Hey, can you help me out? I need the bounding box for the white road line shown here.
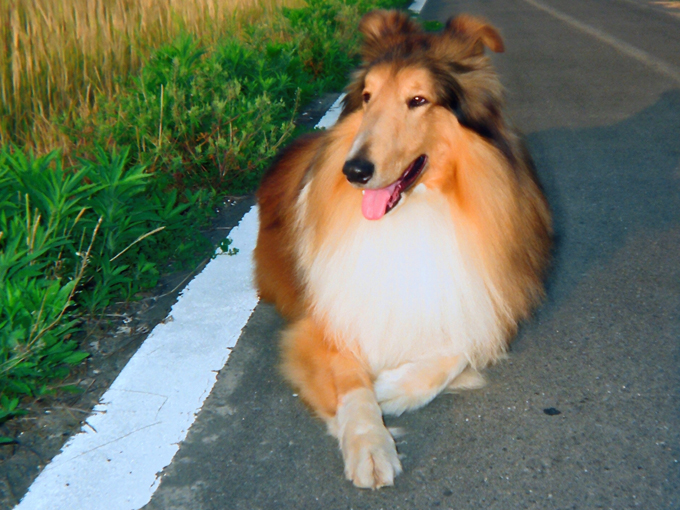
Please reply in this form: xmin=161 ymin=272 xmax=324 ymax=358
xmin=522 ymin=0 xmax=680 ymax=84
xmin=409 ymin=0 xmax=427 ymax=14
xmin=316 ymin=94 xmax=346 ymax=129
xmin=16 ymin=210 xmax=260 ymax=510
xmin=15 ymin=2 xmax=426 ymax=508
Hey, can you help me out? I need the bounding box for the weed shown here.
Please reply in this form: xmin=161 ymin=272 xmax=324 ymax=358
xmin=216 ymin=238 xmax=240 ymax=257
xmin=0 ymin=145 xmax=211 ymax=419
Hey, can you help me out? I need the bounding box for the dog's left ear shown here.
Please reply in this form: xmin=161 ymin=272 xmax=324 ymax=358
xmin=342 ymin=10 xmax=421 ymax=115
xmin=359 ymin=10 xmax=421 ymax=62
xmin=445 ymin=15 xmax=504 ymax=54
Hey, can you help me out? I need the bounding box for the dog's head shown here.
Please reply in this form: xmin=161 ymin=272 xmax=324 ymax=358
xmin=340 ymin=11 xmax=507 ymax=220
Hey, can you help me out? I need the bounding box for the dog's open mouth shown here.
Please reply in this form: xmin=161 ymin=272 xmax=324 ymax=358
xmin=361 ymin=155 xmax=427 ymax=220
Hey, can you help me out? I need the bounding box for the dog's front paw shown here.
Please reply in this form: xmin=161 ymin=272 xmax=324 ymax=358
xmin=342 ymin=425 xmax=402 ymax=489
xmin=335 ymin=388 xmax=402 ymax=489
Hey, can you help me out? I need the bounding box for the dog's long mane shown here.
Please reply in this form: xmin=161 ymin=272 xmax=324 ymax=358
xmin=255 ymin=9 xmax=552 ymax=369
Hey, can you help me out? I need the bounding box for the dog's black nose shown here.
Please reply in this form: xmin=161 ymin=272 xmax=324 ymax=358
xmin=343 ymin=158 xmax=375 ymax=184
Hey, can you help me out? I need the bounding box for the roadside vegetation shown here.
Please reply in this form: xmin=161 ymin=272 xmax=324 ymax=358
xmin=0 ymin=0 xmax=407 ymax=434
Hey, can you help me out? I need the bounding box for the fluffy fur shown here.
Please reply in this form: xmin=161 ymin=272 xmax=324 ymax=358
xmin=254 ymin=10 xmax=551 ymax=489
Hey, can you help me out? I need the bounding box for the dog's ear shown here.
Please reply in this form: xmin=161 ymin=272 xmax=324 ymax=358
xmin=430 ymin=16 xmax=509 ymax=160
xmin=445 ymin=15 xmax=504 ymax=54
xmin=359 ymin=10 xmax=421 ymax=62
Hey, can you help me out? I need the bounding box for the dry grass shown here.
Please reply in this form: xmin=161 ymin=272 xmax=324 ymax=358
xmin=0 ymin=0 xmax=301 ymax=148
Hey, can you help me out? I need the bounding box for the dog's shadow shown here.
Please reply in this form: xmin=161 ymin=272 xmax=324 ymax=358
xmin=524 ymin=88 xmax=680 ymax=318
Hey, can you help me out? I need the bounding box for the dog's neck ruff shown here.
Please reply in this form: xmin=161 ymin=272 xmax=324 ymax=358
xmin=298 ymin=185 xmax=506 ymax=374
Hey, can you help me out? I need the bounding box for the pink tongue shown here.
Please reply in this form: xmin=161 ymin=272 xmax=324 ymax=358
xmin=361 ymin=183 xmax=399 ymax=220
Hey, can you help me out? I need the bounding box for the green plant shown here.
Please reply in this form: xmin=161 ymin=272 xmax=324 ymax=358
xmin=0 ymin=149 xmax=92 ymax=410
xmin=0 ymin=146 xmax=211 ymax=417
xmin=216 ymin=238 xmax=239 ymax=256
xmin=82 ymin=35 xmax=299 ymax=196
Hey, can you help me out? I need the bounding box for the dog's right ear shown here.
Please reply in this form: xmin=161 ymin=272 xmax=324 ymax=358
xmin=359 ymin=10 xmax=420 ymax=62
xmin=445 ymin=15 xmax=504 ymax=55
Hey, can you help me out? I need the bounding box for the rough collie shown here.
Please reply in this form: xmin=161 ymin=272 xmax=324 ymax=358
xmin=254 ymin=10 xmax=551 ymax=489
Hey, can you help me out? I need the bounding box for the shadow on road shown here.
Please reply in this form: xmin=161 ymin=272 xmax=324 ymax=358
xmin=527 ymin=88 xmax=680 ymax=312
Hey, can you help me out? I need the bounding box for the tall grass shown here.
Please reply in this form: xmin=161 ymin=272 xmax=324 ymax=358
xmin=0 ymin=0 xmax=301 ymax=149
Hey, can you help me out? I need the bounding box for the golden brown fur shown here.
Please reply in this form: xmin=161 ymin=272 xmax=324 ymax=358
xmin=253 ymin=10 xmax=551 ymax=488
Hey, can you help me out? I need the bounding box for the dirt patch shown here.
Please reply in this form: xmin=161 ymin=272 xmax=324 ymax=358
xmin=0 ymin=93 xmax=339 ymax=509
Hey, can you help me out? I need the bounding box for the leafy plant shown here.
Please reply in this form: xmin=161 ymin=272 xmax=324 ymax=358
xmin=0 ymin=145 xmax=210 ymax=415
xmin=0 ymin=150 xmax=90 ymax=408
xmin=216 ymin=238 xmax=239 ymax=257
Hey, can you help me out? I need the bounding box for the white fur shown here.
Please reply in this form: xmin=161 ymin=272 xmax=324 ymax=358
xmin=374 ymin=355 xmax=467 ymax=416
xmin=446 ymin=366 xmax=487 ymax=392
xmin=331 ymin=388 xmax=401 ymax=488
xmin=299 ymin=186 xmax=505 ymax=374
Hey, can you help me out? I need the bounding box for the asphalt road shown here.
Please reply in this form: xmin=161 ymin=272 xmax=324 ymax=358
xmin=143 ymin=1 xmax=680 ymax=508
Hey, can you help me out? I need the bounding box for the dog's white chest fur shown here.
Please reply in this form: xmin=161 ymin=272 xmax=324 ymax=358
xmin=302 ymin=186 xmax=503 ymax=373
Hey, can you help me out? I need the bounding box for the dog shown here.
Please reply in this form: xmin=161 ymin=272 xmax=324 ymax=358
xmin=253 ymin=10 xmax=552 ymax=489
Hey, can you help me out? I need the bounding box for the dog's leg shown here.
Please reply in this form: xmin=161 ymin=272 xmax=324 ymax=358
xmin=281 ymin=317 xmax=401 ymax=489
xmin=334 ymin=387 xmax=402 ymax=489
xmin=374 ymin=355 xmax=472 ymax=416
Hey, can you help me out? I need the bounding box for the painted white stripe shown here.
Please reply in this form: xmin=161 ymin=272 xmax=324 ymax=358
xmin=522 ymin=0 xmax=680 ymax=84
xmin=15 ymin=2 xmax=429 ymax=506
xmin=16 ymin=209 xmax=260 ymax=510
xmin=315 ymin=94 xmax=346 ymax=129
xmin=409 ymin=0 xmax=426 ymax=14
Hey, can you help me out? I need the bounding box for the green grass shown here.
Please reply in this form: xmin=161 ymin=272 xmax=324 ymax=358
xmin=0 ymin=0 xmax=410 ymax=431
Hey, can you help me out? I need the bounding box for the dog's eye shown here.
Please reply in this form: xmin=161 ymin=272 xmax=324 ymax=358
xmin=362 ymin=92 xmax=371 ymax=104
xmin=408 ymin=96 xmax=428 ymax=108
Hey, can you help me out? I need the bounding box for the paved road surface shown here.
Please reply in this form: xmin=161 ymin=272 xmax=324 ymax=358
xmin=144 ymin=1 xmax=680 ymax=508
